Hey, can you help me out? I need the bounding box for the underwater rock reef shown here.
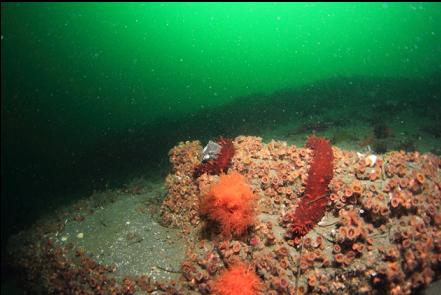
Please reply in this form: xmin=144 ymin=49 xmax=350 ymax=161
xmin=163 ymin=136 xmax=441 ymax=294
xmin=7 ymin=136 xmax=441 ymax=294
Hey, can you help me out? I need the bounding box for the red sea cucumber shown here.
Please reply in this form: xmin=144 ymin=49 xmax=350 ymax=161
xmin=194 ymin=137 xmax=235 ymax=178
xmin=283 ymin=135 xmax=334 ymax=238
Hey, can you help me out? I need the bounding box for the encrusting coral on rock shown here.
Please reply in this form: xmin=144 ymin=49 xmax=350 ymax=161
xmin=161 ymin=135 xmax=440 ymax=294
xmin=6 ymin=135 xmax=441 ymax=294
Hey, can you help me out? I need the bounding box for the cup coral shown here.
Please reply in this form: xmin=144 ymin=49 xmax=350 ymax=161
xmin=200 ymin=171 xmax=258 ymax=238
xmin=211 ymin=262 xmax=263 ymax=295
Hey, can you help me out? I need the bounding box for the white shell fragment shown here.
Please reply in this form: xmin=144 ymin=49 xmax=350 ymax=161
xmin=366 ymin=154 xmax=377 ymax=167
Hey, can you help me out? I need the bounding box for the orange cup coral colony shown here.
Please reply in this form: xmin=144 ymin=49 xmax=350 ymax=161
xmin=211 ymin=262 xmax=263 ymax=295
xmin=200 ymin=171 xmax=258 ymax=237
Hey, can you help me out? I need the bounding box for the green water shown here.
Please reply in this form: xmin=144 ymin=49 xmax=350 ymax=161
xmin=1 ymin=2 xmax=441 ymax=264
xmin=2 ymin=3 xmax=441 ymax=132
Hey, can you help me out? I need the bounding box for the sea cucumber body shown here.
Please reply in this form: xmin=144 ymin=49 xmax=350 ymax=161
xmin=284 ymin=135 xmax=334 ymax=237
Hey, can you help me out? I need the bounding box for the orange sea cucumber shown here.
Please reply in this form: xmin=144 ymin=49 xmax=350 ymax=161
xmin=211 ymin=262 xmax=263 ymax=295
xmin=200 ymin=171 xmax=257 ymax=238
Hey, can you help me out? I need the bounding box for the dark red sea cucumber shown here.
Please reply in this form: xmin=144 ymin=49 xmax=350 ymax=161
xmin=283 ymin=135 xmax=334 ymax=238
xmin=194 ymin=137 xmax=235 ymax=178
